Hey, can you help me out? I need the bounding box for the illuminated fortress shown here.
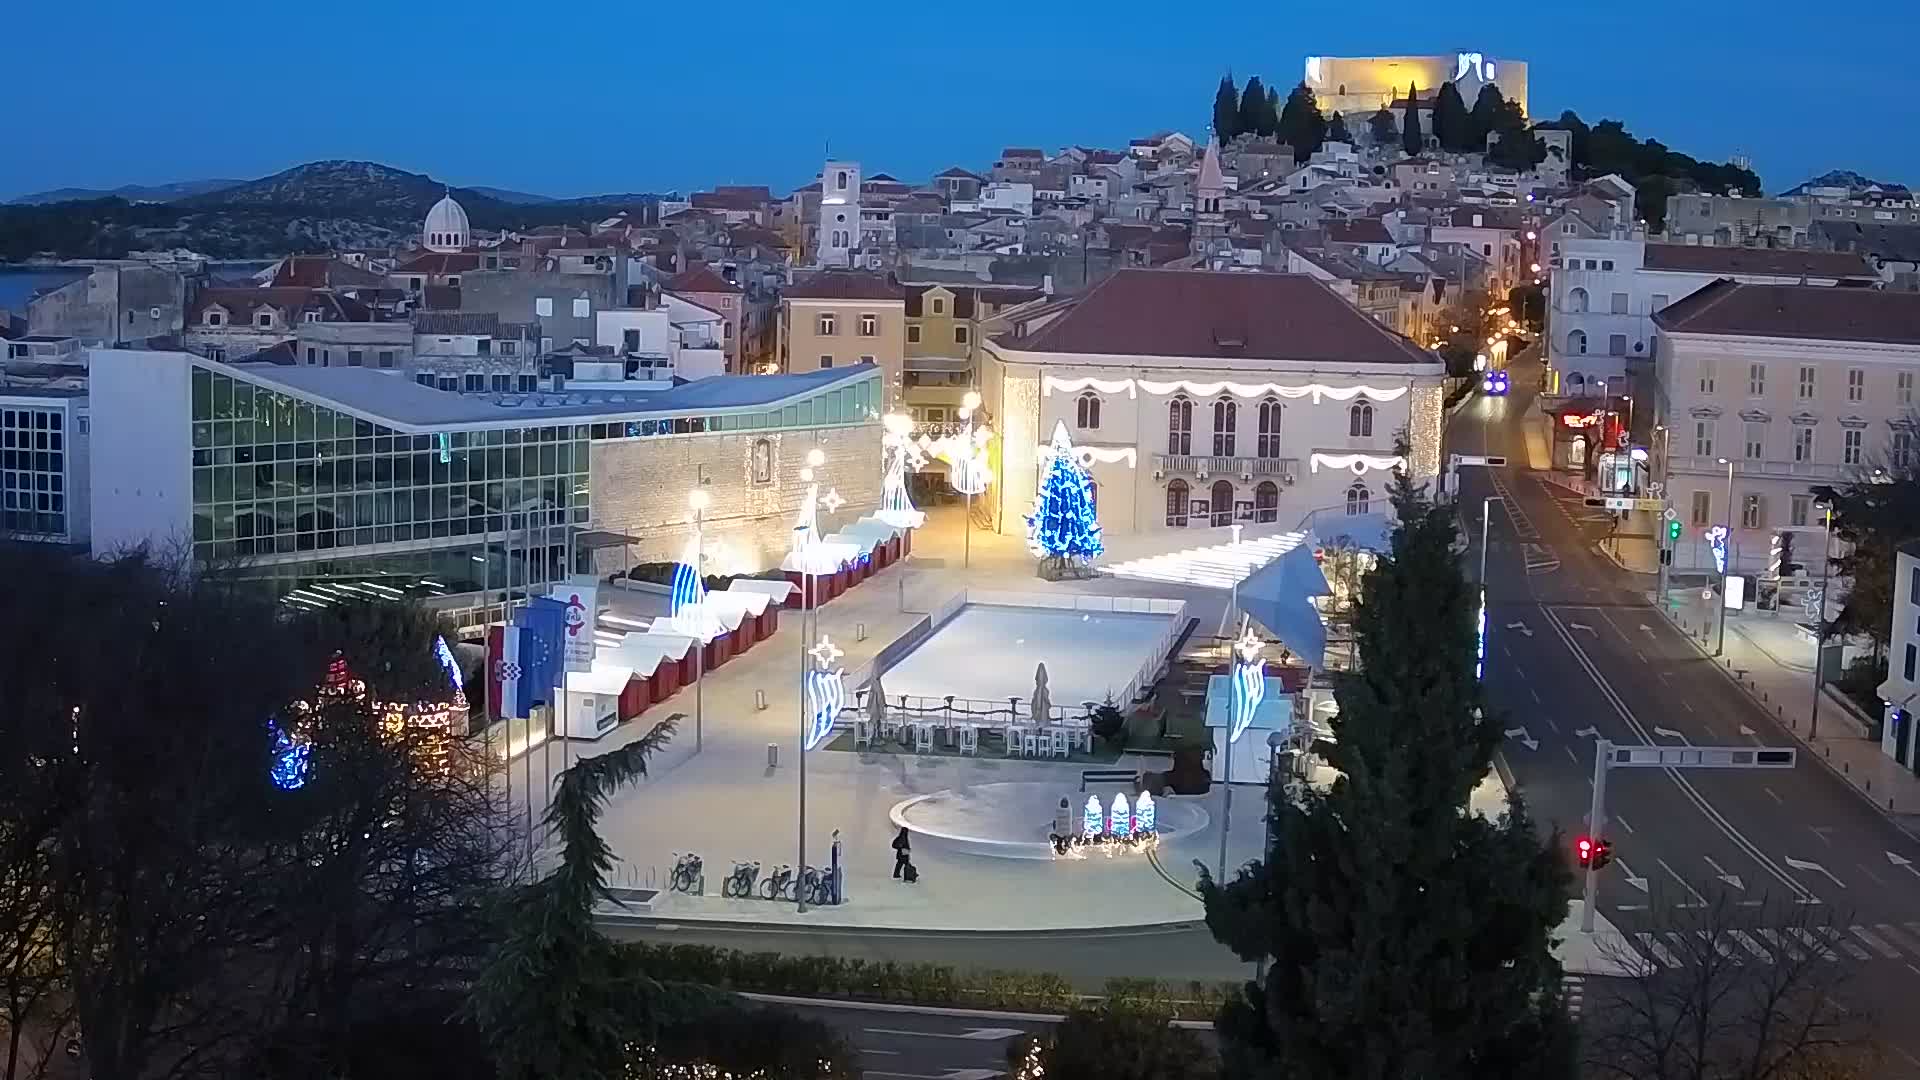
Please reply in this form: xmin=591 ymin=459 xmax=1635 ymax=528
xmin=1302 ymin=53 xmax=1529 ymax=120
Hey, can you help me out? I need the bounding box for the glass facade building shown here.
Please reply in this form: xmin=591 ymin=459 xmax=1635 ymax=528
xmin=187 ymin=364 xmax=880 ymax=600
xmin=0 ymin=402 xmax=73 ymax=539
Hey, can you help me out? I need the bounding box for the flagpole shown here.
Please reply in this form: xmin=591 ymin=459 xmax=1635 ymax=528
xmin=523 ymin=504 xmax=534 ymax=878
xmin=541 ymin=511 xmax=555 ymax=873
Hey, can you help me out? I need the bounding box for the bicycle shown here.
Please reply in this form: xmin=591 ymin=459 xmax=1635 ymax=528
xmin=798 ymin=866 xmax=830 ymax=906
xmin=722 ymin=859 xmax=760 ymax=899
xmin=669 ymin=852 xmax=704 ymax=894
xmin=760 ymin=863 xmax=794 ymax=900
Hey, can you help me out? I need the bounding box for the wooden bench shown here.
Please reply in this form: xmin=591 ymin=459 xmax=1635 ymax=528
xmin=1080 ymin=768 xmax=1139 ymax=792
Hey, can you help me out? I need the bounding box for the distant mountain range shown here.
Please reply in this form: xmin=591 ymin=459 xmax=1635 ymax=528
xmin=8 ymin=179 xmax=246 ymax=205
xmin=1776 ymin=170 xmax=1911 ymax=197
xmin=0 ymin=161 xmax=678 ymax=262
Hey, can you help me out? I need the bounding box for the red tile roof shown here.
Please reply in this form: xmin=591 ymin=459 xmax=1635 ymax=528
xmin=1000 ymin=148 xmax=1045 ymax=159
xmin=1640 ymin=245 xmax=1876 ymax=279
xmin=666 ymin=265 xmax=742 ymax=294
xmin=995 ymin=269 xmax=1436 ymax=366
xmin=1652 ymin=281 xmax=1920 ymax=345
xmin=271 ymin=256 xmax=387 ymax=289
xmin=391 ymin=251 xmax=481 ymax=275
xmin=783 ymin=270 xmax=903 ymax=302
xmin=1327 ymin=219 xmax=1395 ymax=245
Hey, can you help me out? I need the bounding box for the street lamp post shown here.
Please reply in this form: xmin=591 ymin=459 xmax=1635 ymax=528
xmin=1480 ymin=495 xmax=1502 ymax=586
xmin=688 ymin=488 xmax=710 ymax=752
xmin=797 ymin=447 xmax=827 ymax=913
xmin=1810 ymin=504 xmax=1835 ymax=739
xmin=1715 ymin=457 xmax=1735 ymax=657
xmin=1228 ymin=522 xmax=1244 ymax=630
xmin=959 ymin=390 xmax=982 ymax=568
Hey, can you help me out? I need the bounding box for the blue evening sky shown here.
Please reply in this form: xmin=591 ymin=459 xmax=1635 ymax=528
xmin=7 ymin=1 xmax=1913 ymax=201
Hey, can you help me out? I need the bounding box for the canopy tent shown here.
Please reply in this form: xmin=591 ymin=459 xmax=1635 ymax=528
xmin=781 ymin=540 xmax=862 ymax=575
xmin=1237 ymin=543 xmax=1332 ymax=665
xmin=662 ymin=588 xmax=771 ymax=643
xmin=727 ymin=578 xmax=797 ymax=603
xmin=1310 ymin=511 xmax=1395 ymax=554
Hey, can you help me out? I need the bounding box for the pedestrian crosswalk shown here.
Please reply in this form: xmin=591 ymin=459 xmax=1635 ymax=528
xmin=1610 ymin=922 xmax=1920 ymax=971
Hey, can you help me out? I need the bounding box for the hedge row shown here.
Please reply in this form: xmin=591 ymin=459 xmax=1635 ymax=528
xmin=626 ymin=942 xmax=1235 ymax=1021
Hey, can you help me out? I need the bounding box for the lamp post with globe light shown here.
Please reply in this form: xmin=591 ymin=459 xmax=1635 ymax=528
xmin=959 ymin=390 xmax=982 ymax=567
xmin=794 ymin=446 xmax=832 ymax=911
xmin=688 ymin=487 xmax=710 ymax=751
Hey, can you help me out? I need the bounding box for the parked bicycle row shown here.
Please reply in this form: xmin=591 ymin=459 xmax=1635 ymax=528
xmin=664 ymin=852 xmax=844 ymax=905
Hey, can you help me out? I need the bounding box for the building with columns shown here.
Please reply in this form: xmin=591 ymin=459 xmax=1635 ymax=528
xmin=980 ymin=269 xmax=1444 ymax=540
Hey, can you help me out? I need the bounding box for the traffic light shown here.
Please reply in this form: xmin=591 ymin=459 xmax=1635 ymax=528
xmin=1593 ymin=839 xmax=1614 ymax=870
xmin=1575 ymin=836 xmax=1595 ymax=868
xmin=1666 ymin=519 xmax=1683 ymax=542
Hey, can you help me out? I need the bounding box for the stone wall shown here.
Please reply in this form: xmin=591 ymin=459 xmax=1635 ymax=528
xmin=587 ymin=424 xmax=883 ymax=576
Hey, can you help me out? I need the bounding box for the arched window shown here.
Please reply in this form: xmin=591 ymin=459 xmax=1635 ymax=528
xmin=1349 ymin=400 xmax=1374 ymax=438
xmin=836 ymin=170 xmax=849 ymax=190
xmin=1168 ymin=396 xmax=1193 ymax=455
xmin=1212 ymin=397 xmax=1237 ymax=456
xmin=1076 ymin=392 xmax=1101 ymax=430
xmin=1257 ymin=397 xmax=1282 ymax=458
xmin=1166 ymin=479 xmax=1190 ymax=526
xmin=750 ymin=438 xmax=773 ymax=484
xmin=1346 ymin=483 xmax=1371 ymax=516
xmin=1568 ymin=287 xmax=1589 ymax=313
xmin=1568 ymin=329 xmax=1588 ymax=355
xmin=1210 ymin=480 xmax=1234 ymax=527
xmin=1255 ymin=481 xmax=1279 ymax=523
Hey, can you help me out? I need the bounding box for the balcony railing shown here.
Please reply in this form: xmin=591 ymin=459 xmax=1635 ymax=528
xmin=1154 ymin=453 xmax=1299 ymax=481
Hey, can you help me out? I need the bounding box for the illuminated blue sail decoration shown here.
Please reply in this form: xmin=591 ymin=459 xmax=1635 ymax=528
xmin=1135 ymin=791 xmax=1156 ymax=834
xmin=802 ymin=635 xmax=847 ymax=751
xmin=669 ymin=537 xmax=706 ymax=617
xmin=1228 ymin=628 xmax=1266 ymax=745
xmin=268 ymin=719 xmax=311 ymax=791
xmin=1083 ymin=795 xmax=1102 ymax=839
xmin=1475 ymin=592 xmax=1488 ymax=681
xmin=433 ymin=635 xmax=463 ymax=693
xmin=1108 ymin=792 xmax=1132 ymax=838
xmin=1706 ymin=525 xmax=1730 ymax=575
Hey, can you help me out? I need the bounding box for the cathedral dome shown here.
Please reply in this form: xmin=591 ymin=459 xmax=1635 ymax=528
xmin=423 ymin=194 xmax=470 ymax=253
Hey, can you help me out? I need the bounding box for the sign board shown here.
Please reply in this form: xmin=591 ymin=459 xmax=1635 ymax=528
xmin=1664 ymin=507 xmax=1680 ymax=522
xmin=553 ymin=578 xmax=600 ymax=672
xmin=1608 ymin=745 xmax=1796 ymax=769
xmin=1585 ymin=496 xmax=1667 ymax=512
xmin=1724 ymin=575 xmax=1746 ymax=611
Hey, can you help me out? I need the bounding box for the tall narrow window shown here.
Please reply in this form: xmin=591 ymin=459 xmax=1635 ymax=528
xmin=1690 ymin=490 xmax=1711 ymax=526
xmin=1346 ymin=483 xmax=1370 ymax=516
xmin=1698 ymin=357 xmax=1716 ymax=394
xmin=1748 ymin=363 xmax=1766 ymax=397
xmin=1210 ymin=480 xmax=1234 ymax=527
xmin=1843 ymin=428 xmax=1863 ymax=465
xmin=1798 ymin=365 xmax=1817 ymax=399
xmin=1254 ymin=481 xmax=1279 ymax=523
xmin=859 ymin=313 xmax=877 ymax=336
xmin=1168 ymin=396 xmax=1192 ymax=455
xmin=1744 ymin=422 xmax=1764 ymax=460
xmin=1165 ymin=479 xmax=1190 ymax=526
xmin=1847 ymin=368 xmax=1865 ymax=402
xmin=1693 ymin=420 xmax=1715 ymax=457
xmin=1568 ymin=329 xmax=1587 ymax=355
xmin=1793 ymin=426 xmax=1814 ymax=463
xmin=1349 ymin=401 xmax=1374 ymax=438
xmin=1075 ymin=392 xmax=1101 ymax=430
xmin=1257 ymin=397 xmax=1282 ymax=458
xmin=1212 ymin=397 xmax=1237 ymax=456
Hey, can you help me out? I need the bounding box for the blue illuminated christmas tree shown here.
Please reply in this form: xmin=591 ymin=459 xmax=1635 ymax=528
xmin=1026 ymin=421 xmax=1104 ymax=579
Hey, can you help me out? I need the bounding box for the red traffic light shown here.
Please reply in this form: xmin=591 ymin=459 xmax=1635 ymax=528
xmin=1575 ymin=836 xmax=1595 ymax=867
xmin=1593 ymin=839 xmax=1614 ymax=870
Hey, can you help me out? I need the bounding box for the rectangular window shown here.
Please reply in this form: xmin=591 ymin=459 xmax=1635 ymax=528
xmin=1893 ymin=430 xmax=1914 ymax=469
xmin=1901 ymin=371 xmax=1915 ymax=405
xmin=1847 ymin=368 xmax=1865 ymax=402
xmin=1748 ymin=363 xmax=1766 ymax=397
xmin=1844 ymin=428 xmax=1863 ymax=465
xmin=378 ymin=350 xmax=395 ymax=368
xmin=1912 ymin=566 xmax=1920 ymax=605
xmin=1601 ymin=259 xmax=1615 ymax=271
xmin=572 ymin=297 xmax=590 ymax=319
xmin=416 ymin=373 xmax=435 ymax=387
xmin=820 ymin=355 xmax=834 ymax=369
xmin=1693 ymin=420 xmax=1714 ymax=457
xmin=1610 ymin=292 xmax=1628 ymax=314
xmin=535 ymin=297 xmax=553 ymax=317
xmin=1741 ymin=494 xmax=1763 ymax=529
xmin=1790 ymin=493 xmax=1811 ymax=527
xmin=817 ymin=313 xmax=836 ymax=335
xmin=437 ymin=376 xmax=458 ymax=392
xmin=1798 ymin=366 xmax=1816 ymax=399
xmin=859 ymin=313 xmax=877 ymax=336
xmin=501 ymin=340 xmax=516 ymax=355
xmin=1608 ymin=334 xmax=1627 ymax=357
xmin=1691 ymin=490 xmax=1711 ymax=526
xmin=1906 ymin=643 xmax=1916 ymax=683
xmin=955 ymin=326 xmax=970 ymax=345
xmin=1744 ymin=422 xmax=1765 ymax=460
xmin=1793 ymin=426 xmax=1814 ymax=462
xmin=464 ymin=374 xmax=484 ymax=393
xmin=491 ymin=374 xmax=511 ymax=392
xmin=907 ymin=325 xmax=921 ymax=343
xmin=306 ymin=347 xmax=316 ymax=365
xmin=1652 ymin=293 xmax=1671 ymax=311
xmin=1698 ymin=358 xmax=1716 ymax=394
xmin=931 ymin=298 xmax=944 ymax=314
xmin=518 ymin=375 xmax=537 ymax=392
xmin=347 ymin=350 xmax=363 ymax=367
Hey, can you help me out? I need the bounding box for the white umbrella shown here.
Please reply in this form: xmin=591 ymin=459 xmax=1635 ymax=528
xmin=1030 ymin=662 xmax=1052 ymax=723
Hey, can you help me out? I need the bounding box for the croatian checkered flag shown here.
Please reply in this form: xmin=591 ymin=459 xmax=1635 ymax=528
xmin=803 ymin=667 xmax=845 ymax=751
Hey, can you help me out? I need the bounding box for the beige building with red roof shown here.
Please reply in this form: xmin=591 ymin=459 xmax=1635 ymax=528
xmin=779 ymin=270 xmax=906 ymax=406
xmin=981 ymin=269 xmax=1445 ymax=538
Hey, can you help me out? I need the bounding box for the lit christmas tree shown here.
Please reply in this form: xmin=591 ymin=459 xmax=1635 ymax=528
xmin=1026 ymin=421 xmax=1104 ymax=579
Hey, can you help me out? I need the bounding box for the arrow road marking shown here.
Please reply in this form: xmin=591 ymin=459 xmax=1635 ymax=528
xmin=1738 ymin=724 xmax=1757 ymax=739
xmin=1704 ymin=855 xmax=1745 ymax=891
xmin=1505 ymin=621 xmax=1534 ymax=637
xmin=1653 ymin=726 xmax=1690 ymax=742
xmin=1783 ymin=856 xmax=1847 ymax=890
xmin=864 ymin=1029 xmax=1027 ymax=1042
xmin=1888 ymin=851 xmax=1920 ymax=881
xmin=1639 ymin=623 xmax=1656 ymax=636
xmin=1657 ymin=857 xmax=1710 ymax=908
xmin=1573 ymin=726 xmax=1598 ymax=738
xmin=1504 ymin=726 xmax=1539 ymax=751
xmin=1568 ymin=621 xmax=1596 ymax=634
xmin=1616 ymin=858 xmax=1649 ymax=892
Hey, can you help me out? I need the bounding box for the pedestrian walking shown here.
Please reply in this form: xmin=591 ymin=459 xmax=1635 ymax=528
xmin=891 ymin=826 xmax=916 ymax=883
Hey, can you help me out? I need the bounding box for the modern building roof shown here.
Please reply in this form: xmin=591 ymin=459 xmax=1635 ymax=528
xmin=1640 ymin=244 xmax=1876 ymax=279
xmin=1326 ymin=218 xmax=1394 ymax=245
xmin=1814 ymin=221 xmax=1920 ymax=264
xmin=782 ymin=270 xmax=904 ymax=302
xmin=994 ymin=269 xmax=1440 ymax=367
xmin=1652 ymin=280 xmax=1920 ymax=345
xmin=271 ymin=256 xmax=388 ymax=289
xmin=391 ymin=251 xmax=482 ymax=275
xmin=214 ymin=358 xmax=882 ymax=433
xmin=666 ymin=265 xmax=742 ymax=294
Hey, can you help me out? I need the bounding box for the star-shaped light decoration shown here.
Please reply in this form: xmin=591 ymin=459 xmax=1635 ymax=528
xmin=808 ymin=635 xmax=845 ymax=670
xmin=1232 ymin=625 xmax=1263 ymax=665
xmin=819 ymin=487 xmax=846 ymax=514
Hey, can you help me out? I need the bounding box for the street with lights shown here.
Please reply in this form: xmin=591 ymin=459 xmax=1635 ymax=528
xmin=1459 ymin=351 xmax=1920 ymax=1073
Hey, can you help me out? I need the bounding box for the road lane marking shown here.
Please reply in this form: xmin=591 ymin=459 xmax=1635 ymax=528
xmin=1817 ymin=927 xmax=1869 ymax=961
xmin=1851 ymin=925 xmax=1903 ymax=959
xmin=1565 ymin=746 xmax=1578 ymax=764
xmin=1755 ymin=928 xmax=1807 ymax=962
xmin=1656 ymin=857 xmax=1710 ymax=907
xmin=1616 ymin=814 xmax=1634 ymax=834
xmin=1808 ymin=826 xmax=1835 ymax=847
xmin=1728 ymin=929 xmax=1773 ymax=962
xmin=1859 ymin=864 xmax=1888 ymax=886
xmin=859 ymin=1049 xmax=903 ymax=1056
xmin=1544 ymin=714 xmax=1560 ymax=733
xmin=1682 ymin=701 xmax=1695 ymax=712
xmin=864 ymin=1027 xmax=1028 ymax=1041
xmin=1540 ymin=606 xmax=1818 ymax=905
xmin=1787 ymin=928 xmax=1839 ymax=961
xmin=1783 ymin=855 xmax=1847 ymax=890
xmin=1634 ymin=931 xmax=1681 ymax=968
xmin=1530 ymin=687 xmax=1542 ymax=703
xmin=1697 ymin=930 xmax=1743 ymax=965
xmin=1878 ymin=923 xmax=1920 ymax=956
xmin=1766 ymin=787 xmax=1784 ymax=804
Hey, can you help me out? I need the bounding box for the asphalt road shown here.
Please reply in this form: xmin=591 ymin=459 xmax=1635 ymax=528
xmin=1457 ymin=353 xmax=1920 ymax=1073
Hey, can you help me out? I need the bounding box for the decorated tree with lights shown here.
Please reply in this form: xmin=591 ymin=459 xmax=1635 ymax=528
xmin=1026 ymin=421 xmax=1104 ymax=580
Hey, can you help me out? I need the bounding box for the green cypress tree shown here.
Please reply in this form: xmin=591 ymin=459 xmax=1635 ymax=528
xmin=1368 ymin=107 xmax=1398 ymax=147
xmin=1402 ymin=82 xmax=1424 ymax=155
xmin=1433 ymin=81 xmax=1471 ymax=151
xmin=1326 ymin=111 xmax=1350 ymax=144
xmin=1199 ymin=443 xmax=1576 ymax=1080
xmin=1467 ymin=84 xmax=1506 ymax=149
xmin=1239 ymin=76 xmax=1270 ymax=138
xmin=1213 ymin=75 xmax=1241 ymax=142
xmin=1265 ymin=85 xmax=1282 ymax=136
xmin=1277 ymin=83 xmax=1327 ymax=162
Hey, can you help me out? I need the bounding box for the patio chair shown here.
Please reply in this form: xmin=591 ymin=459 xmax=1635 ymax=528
xmin=958 ymin=725 xmax=979 ymax=756
xmin=854 ymin=720 xmax=873 ymax=749
xmin=914 ymin=723 xmax=934 ymax=753
xmin=1049 ymin=727 xmax=1069 ymax=758
xmin=1003 ymin=724 xmax=1021 ymax=756
xmin=1022 ymin=730 xmax=1042 ymax=757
